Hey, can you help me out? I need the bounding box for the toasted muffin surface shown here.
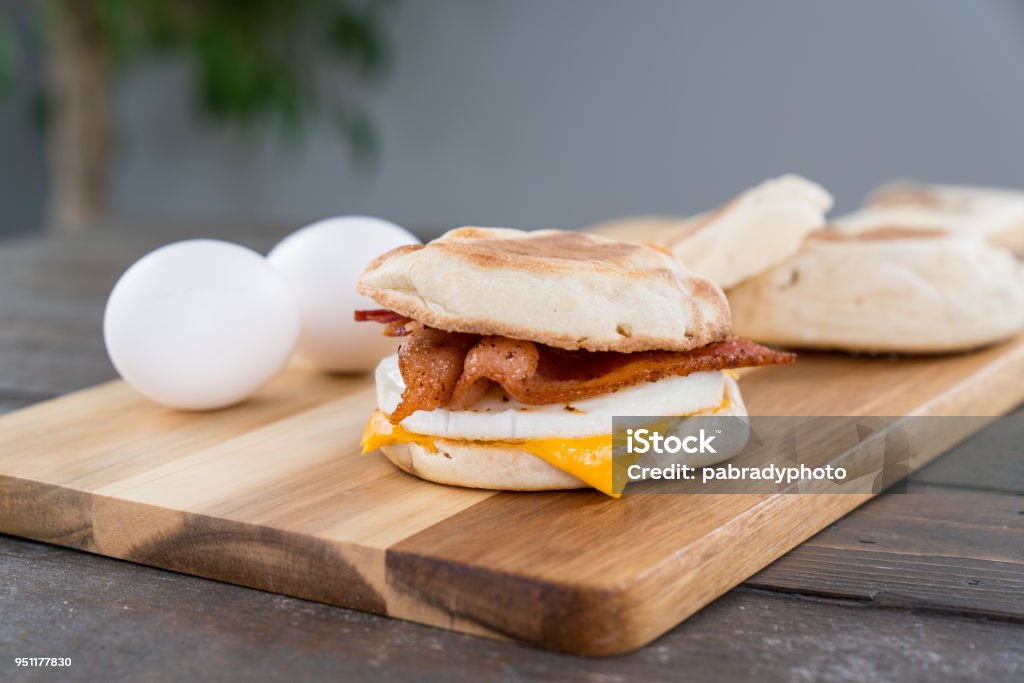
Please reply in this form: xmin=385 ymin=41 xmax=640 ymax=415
xmin=358 ymin=227 xmax=732 ymax=353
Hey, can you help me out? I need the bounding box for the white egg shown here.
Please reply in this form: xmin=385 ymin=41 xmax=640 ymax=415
xmin=103 ymin=239 xmax=300 ymax=410
xmin=267 ymin=216 xmax=420 ymax=372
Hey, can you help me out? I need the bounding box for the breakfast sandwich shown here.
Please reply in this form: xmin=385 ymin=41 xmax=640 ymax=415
xmin=839 ymin=181 xmax=1024 ymax=252
xmin=355 ymin=227 xmax=795 ymax=496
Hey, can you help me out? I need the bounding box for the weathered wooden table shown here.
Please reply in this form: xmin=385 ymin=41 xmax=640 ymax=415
xmin=2 ymin=226 xmax=1022 ymax=682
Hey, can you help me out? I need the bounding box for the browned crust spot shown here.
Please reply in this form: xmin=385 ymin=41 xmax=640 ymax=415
xmin=364 ymin=243 xmax=424 ymax=271
xmin=868 ymin=184 xmax=943 ymax=208
xmin=811 ymin=227 xmax=950 ymax=242
xmin=436 ymin=230 xmax=662 ymax=275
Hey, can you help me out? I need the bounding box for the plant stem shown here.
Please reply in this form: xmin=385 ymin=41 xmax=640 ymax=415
xmin=46 ymin=0 xmax=112 ymax=233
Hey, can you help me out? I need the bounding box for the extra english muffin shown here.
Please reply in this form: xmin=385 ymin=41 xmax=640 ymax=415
xmin=728 ymin=229 xmax=1024 ymax=354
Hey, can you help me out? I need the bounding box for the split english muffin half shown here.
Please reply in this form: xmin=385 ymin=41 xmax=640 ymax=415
xmin=589 ymin=175 xmax=833 ymax=290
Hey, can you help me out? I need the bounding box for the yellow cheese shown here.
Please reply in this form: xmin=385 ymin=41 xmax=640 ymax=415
xmin=361 ymin=410 xmax=438 ymax=453
xmin=511 ymin=435 xmax=615 ymax=495
xmin=361 ymin=410 xmax=617 ymax=495
xmin=360 ymin=397 xmax=731 ymax=498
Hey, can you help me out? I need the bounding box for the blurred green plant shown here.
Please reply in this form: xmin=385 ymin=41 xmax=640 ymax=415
xmin=0 ymin=0 xmax=395 ymax=231
xmin=0 ymin=14 xmax=15 ymax=97
xmin=93 ymin=0 xmax=392 ymax=152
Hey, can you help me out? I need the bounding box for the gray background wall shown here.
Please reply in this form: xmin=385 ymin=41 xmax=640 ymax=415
xmin=3 ymin=0 xmax=1024 ymax=238
xmin=0 ymin=1 xmax=46 ymax=238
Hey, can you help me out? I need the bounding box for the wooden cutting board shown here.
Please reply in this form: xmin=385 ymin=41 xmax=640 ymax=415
xmin=1 ymin=335 xmax=1022 ymax=655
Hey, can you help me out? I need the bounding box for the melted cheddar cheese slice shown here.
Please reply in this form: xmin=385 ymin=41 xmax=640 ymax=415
xmin=361 ymin=410 xmax=618 ymax=495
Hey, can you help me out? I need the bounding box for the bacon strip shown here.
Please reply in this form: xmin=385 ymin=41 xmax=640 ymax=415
xmin=354 ymin=309 xmax=415 ymax=337
xmin=446 ymin=336 xmax=540 ymax=410
xmin=390 ymin=326 xmax=795 ymax=422
xmin=392 ymin=327 xmax=479 ymax=421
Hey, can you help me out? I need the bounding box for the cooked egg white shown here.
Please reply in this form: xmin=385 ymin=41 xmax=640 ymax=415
xmin=374 ymin=354 xmax=727 ymax=440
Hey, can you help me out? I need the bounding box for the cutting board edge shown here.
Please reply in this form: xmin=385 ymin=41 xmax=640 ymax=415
xmin=0 ymin=473 xmax=391 ymax=615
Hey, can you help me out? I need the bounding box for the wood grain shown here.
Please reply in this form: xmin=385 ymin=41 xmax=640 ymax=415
xmin=1 ymin=331 xmax=1021 ymax=654
xmin=3 ymin=533 xmax=1022 ymax=683
xmin=910 ymin=406 xmax=1024 ymax=493
xmin=747 ymin=486 xmax=1024 ymax=620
